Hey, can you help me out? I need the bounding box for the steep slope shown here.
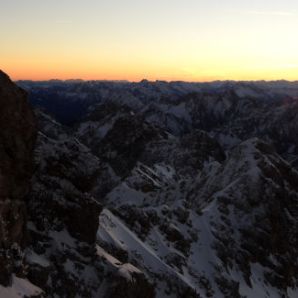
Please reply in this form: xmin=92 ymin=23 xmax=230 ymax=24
xmin=0 ymin=70 xmax=40 ymax=295
xmin=98 ymin=138 xmax=298 ymax=297
xmin=189 ymin=138 xmax=298 ymax=297
xmin=26 ymin=110 xmax=154 ymax=297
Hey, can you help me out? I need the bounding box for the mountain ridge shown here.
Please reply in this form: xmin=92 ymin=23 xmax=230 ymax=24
xmin=0 ymin=71 xmax=298 ymax=297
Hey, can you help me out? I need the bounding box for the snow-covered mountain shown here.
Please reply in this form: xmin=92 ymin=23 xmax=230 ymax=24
xmin=1 ymin=76 xmax=297 ymax=297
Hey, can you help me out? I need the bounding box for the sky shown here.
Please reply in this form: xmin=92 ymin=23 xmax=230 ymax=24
xmin=1 ymin=0 xmax=298 ymax=81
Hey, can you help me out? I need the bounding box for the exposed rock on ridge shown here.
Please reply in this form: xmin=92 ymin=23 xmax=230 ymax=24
xmin=0 ymin=70 xmax=37 ymax=286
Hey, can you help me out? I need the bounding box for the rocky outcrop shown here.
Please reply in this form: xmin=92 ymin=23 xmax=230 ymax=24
xmin=25 ymin=111 xmax=102 ymax=294
xmin=189 ymin=139 xmax=298 ymax=293
xmin=98 ymin=115 xmax=162 ymax=177
xmin=23 ymin=110 xmax=156 ymax=297
xmin=0 ymin=70 xmax=37 ymax=285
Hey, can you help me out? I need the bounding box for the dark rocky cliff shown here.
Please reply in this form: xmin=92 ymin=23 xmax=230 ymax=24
xmin=0 ymin=70 xmax=37 ymax=285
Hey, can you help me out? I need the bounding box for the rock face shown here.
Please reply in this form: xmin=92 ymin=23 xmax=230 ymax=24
xmin=0 ymin=70 xmax=37 ymax=285
xmin=25 ymin=110 xmax=155 ymax=297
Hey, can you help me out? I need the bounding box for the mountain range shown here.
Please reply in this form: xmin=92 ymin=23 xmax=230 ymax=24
xmin=0 ymin=71 xmax=297 ymax=297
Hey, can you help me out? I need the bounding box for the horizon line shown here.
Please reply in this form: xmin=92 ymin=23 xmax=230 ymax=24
xmin=14 ymin=78 xmax=298 ymax=84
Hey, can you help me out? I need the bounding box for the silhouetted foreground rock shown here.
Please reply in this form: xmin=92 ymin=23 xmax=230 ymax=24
xmin=0 ymin=70 xmax=37 ymax=285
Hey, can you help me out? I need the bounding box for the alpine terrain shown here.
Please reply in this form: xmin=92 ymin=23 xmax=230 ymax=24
xmin=0 ymin=71 xmax=298 ymax=297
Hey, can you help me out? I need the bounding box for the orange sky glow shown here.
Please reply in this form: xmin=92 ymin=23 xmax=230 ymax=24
xmin=1 ymin=0 xmax=298 ymax=81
